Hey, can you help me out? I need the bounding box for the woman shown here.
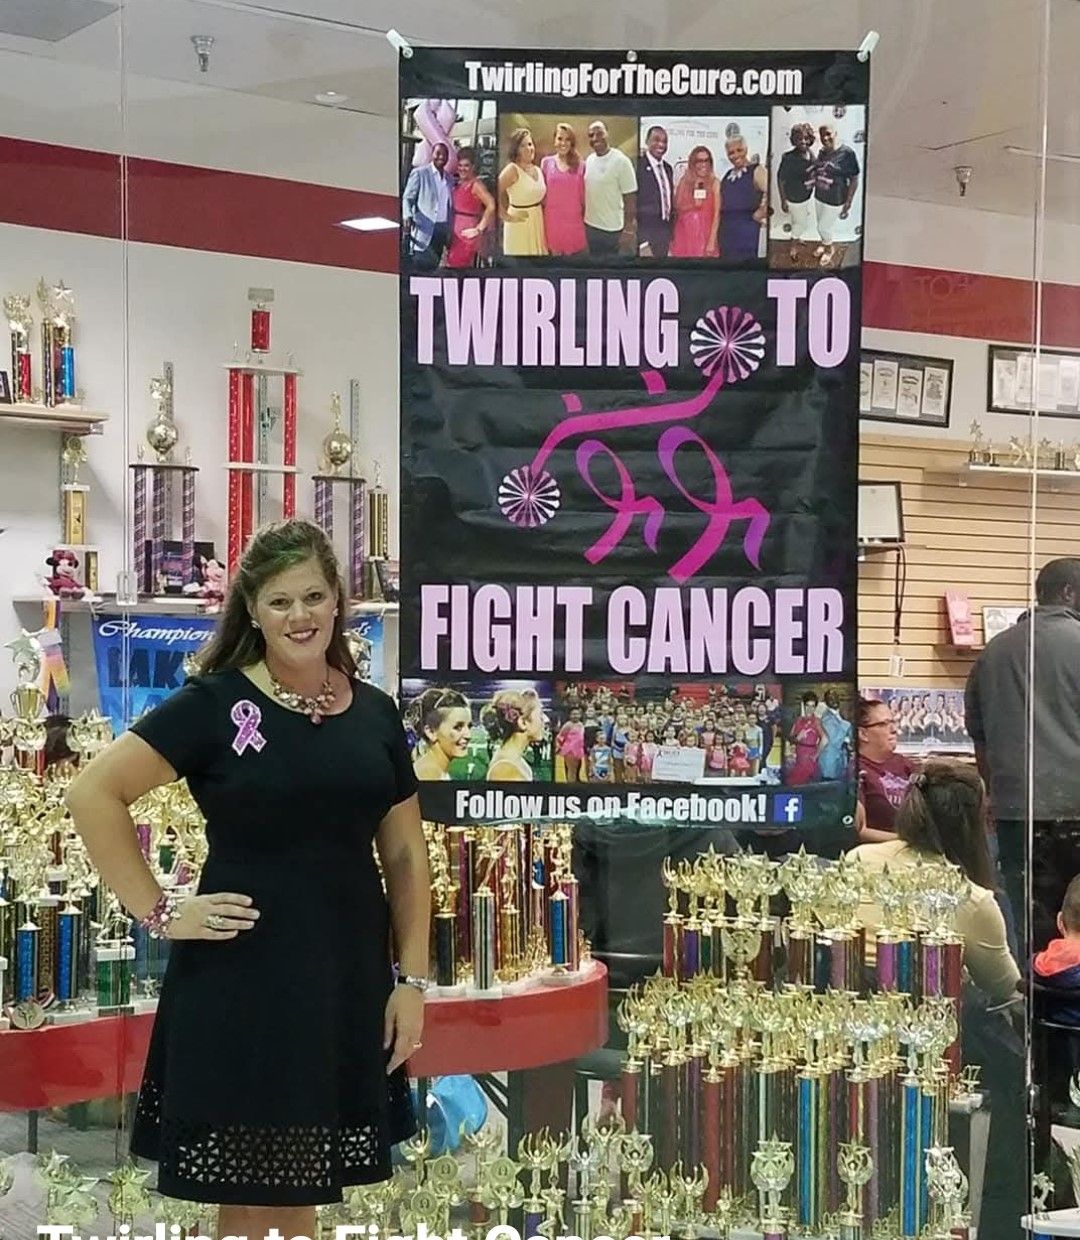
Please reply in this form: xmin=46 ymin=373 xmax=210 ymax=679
xmin=857 ymin=696 xmax=917 ymax=842
xmin=851 ymin=762 xmax=1020 ymax=1003
xmin=540 ymin=122 xmax=587 ymax=256
xmin=482 ymin=687 xmax=547 ymax=781
xmin=776 ymin=122 xmax=817 ymax=262
xmin=64 ymin=519 xmax=429 ymax=1235
xmin=745 ymin=714 xmax=764 ymax=777
xmin=788 ymin=690 xmax=826 ymax=784
xmin=611 ymin=708 xmax=630 ymax=783
xmin=555 ymin=706 xmax=586 ymax=783
xmin=498 ymin=128 xmax=548 ymax=257
xmin=669 ymin=145 xmax=720 ymax=258
xmin=408 ymin=686 xmax=472 ymax=780
xmin=719 ymin=134 xmax=768 ymax=260
xmin=445 ymin=146 xmax=495 ymax=269
xmin=811 ymin=122 xmax=860 ymax=267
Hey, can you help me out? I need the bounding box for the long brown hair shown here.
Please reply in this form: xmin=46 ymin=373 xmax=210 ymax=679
xmin=552 ymin=122 xmax=580 ymax=168
xmin=196 ymin=518 xmax=357 ymax=679
xmin=894 ymin=760 xmax=995 ymax=889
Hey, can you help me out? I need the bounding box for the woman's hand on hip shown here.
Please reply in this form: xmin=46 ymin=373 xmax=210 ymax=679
xmin=384 ymin=985 xmax=425 ymax=1075
xmin=167 ymin=892 xmax=260 ymax=941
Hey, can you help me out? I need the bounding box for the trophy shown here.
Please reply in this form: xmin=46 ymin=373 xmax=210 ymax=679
xmin=837 ymin=1141 xmax=874 ymax=1240
xmin=249 ymin=287 xmax=273 ymax=354
xmin=131 ymin=363 xmax=201 ymax=594
xmin=36 ymin=279 xmax=77 ymax=406
xmin=751 ymin=1137 xmax=795 ymax=1240
xmin=312 ymin=391 xmax=370 ymax=600
xmin=3 ymin=293 xmax=33 ymax=402
xmin=365 ymin=459 xmax=392 ymax=599
xmin=41 ymin=435 xmax=99 ymax=598
xmin=225 ymin=288 xmax=299 ymax=574
xmin=967 ymin=420 xmax=992 ymax=466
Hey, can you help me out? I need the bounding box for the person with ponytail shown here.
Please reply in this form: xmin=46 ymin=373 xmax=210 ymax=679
xmin=851 ymin=760 xmax=1020 ymax=1003
xmin=407 ymin=686 xmax=472 ymax=781
xmin=65 ymin=519 xmax=429 ymax=1234
xmin=482 ymin=687 xmax=547 ymax=781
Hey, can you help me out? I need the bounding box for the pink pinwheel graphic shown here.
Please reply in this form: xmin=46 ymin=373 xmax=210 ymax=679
xmin=498 ymin=305 xmax=770 ymax=582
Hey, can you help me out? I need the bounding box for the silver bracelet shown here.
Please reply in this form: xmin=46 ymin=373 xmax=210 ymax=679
xmin=395 ymin=973 xmax=430 ymax=993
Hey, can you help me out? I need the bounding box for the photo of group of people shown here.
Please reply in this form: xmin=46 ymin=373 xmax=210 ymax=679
xmin=780 ymin=683 xmax=856 ymax=786
xmin=402 ymin=679 xmax=554 ymax=783
xmin=768 ymin=104 xmax=865 ymax=270
xmin=400 ymin=99 xmax=863 ymax=269
xmin=549 ymin=681 xmax=785 ymax=785
xmin=862 ymin=686 xmax=973 ymax=754
xmin=400 ymin=98 xmax=499 ymax=270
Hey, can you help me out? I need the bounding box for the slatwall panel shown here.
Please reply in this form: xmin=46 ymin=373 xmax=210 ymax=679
xmin=857 ymin=432 xmax=1078 ymax=688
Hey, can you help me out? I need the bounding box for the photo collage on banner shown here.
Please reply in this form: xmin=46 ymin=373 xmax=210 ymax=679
xmin=400 ymin=51 xmax=868 ymax=838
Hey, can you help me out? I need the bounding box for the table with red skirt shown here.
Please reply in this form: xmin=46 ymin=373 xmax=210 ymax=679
xmin=0 ymin=961 xmax=608 ymax=1155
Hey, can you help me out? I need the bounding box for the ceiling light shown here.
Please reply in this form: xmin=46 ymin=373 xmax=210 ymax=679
xmin=315 ymin=90 xmax=349 ymax=106
xmin=1005 ymin=145 xmax=1080 ymax=166
xmin=340 ymin=216 xmax=399 ymax=232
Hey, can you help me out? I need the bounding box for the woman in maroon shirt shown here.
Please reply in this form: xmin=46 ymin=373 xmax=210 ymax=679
xmin=857 ymin=697 xmax=917 ymax=841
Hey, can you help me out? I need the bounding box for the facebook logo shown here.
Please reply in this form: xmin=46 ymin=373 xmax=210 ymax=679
xmin=773 ymin=794 xmax=803 ymax=825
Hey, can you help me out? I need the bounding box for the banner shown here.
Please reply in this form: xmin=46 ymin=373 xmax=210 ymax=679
xmin=91 ymin=614 xmax=216 ymax=735
xmin=93 ymin=613 xmax=387 ymax=735
xmin=399 ymin=49 xmax=867 ymax=835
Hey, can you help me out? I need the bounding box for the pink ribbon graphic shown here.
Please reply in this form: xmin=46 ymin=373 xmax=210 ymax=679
xmin=497 ymin=304 xmax=770 ymax=583
xmin=230 ymin=700 xmax=267 ymax=756
xmin=657 ymin=425 xmax=770 ymax=582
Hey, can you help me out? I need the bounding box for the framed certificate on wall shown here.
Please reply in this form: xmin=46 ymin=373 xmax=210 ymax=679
xmin=988 ymin=344 xmax=1080 ymax=416
xmin=860 ymin=349 xmax=953 ymax=427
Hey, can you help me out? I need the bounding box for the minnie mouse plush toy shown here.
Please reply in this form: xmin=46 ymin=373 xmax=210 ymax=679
xmin=45 ymin=548 xmax=87 ymax=598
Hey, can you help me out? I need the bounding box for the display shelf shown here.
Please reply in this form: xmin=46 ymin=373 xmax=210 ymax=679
xmin=13 ymin=593 xmax=398 ymax=617
xmin=350 ymin=599 xmax=399 ymax=616
xmin=12 ymin=592 xmax=213 ymax=616
xmin=927 ymin=459 xmax=1080 ymax=486
xmin=220 ymin=362 xmax=301 ymax=377
xmin=0 ymin=403 xmax=108 ymax=434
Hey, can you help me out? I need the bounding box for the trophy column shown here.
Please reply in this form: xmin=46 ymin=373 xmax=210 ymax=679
xmin=225 ymin=289 xmax=300 ymax=573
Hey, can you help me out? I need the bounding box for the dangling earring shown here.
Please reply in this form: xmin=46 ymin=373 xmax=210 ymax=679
xmin=251 ymin=619 xmax=260 ymax=630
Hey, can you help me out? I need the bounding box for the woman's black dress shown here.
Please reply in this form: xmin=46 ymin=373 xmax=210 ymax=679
xmin=128 ymin=669 xmax=417 ymax=1206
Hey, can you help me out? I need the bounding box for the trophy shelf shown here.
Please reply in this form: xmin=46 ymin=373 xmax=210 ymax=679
xmin=350 ymin=600 xmax=399 ymax=616
xmin=926 ymin=457 xmax=1080 ymax=488
xmin=12 ymin=592 xmax=212 ymax=617
xmin=0 ymin=403 xmax=108 ymax=434
xmin=220 ymin=362 xmax=301 ymax=377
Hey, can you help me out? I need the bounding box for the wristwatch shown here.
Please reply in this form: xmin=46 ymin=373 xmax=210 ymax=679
xmin=396 ymin=973 xmax=430 ymax=993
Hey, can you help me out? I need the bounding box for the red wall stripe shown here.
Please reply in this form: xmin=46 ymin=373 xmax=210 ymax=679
xmin=3 ymin=136 xmax=1080 ymax=345
xmin=863 ymin=261 xmax=1080 ymax=350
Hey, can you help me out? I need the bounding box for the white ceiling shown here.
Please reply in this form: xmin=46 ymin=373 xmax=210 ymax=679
xmin=0 ymin=0 xmax=1077 ymax=220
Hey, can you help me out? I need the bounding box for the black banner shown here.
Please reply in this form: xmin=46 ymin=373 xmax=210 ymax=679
xmin=399 ymin=48 xmax=867 ymax=837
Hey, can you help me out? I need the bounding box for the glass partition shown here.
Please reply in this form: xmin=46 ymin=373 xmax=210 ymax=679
xmin=0 ymin=0 xmax=1059 ymax=1235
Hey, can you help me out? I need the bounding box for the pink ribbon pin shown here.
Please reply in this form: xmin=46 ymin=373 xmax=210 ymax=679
xmin=230 ymin=700 xmax=267 ymax=756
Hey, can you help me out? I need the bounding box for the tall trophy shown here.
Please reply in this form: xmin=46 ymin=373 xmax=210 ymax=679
xmin=312 ymin=392 xmax=370 ymax=600
xmin=130 ymin=363 xmax=200 ymax=594
xmin=3 ymin=293 xmax=33 ymax=402
xmin=36 ymin=279 xmax=77 ymax=407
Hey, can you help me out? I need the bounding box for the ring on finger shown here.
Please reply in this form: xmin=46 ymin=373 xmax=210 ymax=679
xmin=206 ymin=914 xmax=226 ymax=930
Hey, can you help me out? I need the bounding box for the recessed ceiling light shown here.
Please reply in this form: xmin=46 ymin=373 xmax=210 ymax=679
xmin=340 ymin=216 xmax=399 ymax=232
xmin=315 ymin=90 xmax=349 ymax=106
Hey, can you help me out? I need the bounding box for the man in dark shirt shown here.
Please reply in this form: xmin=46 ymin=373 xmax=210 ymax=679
xmin=856 ymin=697 xmax=916 ymax=841
xmin=966 ymin=557 xmax=1080 ymax=952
